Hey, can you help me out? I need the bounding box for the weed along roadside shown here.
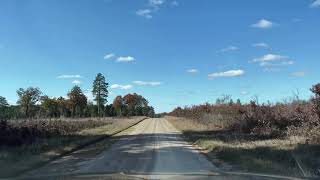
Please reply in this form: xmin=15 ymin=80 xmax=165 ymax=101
xmin=1 ymin=117 xmax=148 ymax=178
xmin=167 ymin=112 xmax=320 ymax=178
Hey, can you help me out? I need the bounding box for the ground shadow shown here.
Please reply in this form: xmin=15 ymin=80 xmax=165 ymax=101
xmin=1 ymin=129 xmax=319 ymax=179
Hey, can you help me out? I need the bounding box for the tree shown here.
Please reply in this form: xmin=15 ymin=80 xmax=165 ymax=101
xmin=216 ymin=94 xmax=232 ymax=105
xmin=92 ymin=73 xmax=108 ymax=117
xmin=0 ymin=96 xmax=9 ymax=120
xmin=68 ymin=86 xmax=87 ymax=117
xmin=105 ymin=104 xmax=116 ymax=117
xmin=236 ymin=99 xmax=242 ymax=106
xmin=40 ymin=96 xmax=59 ymax=117
xmin=17 ymin=87 xmax=42 ymax=117
xmin=0 ymin=96 xmax=8 ymax=107
xmin=123 ymin=93 xmax=149 ymax=116
xmin=311 ymin=83 xmax=320 ymax=117
xmin=56 ymin=97 xmax=70 ymax=117
xmin=113 ymin=96 xmax=124 ymax=116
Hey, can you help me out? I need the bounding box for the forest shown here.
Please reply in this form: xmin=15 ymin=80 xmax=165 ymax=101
xmin=0 ymin=73 xmax=155 ymax=120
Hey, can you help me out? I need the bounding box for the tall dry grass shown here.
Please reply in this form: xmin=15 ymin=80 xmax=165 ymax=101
xmin=170 ymin=100 xmax=320 ymax=142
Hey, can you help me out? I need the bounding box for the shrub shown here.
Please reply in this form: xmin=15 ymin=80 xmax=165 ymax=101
xmin=170 ymin=83 xmax=320 ymax=140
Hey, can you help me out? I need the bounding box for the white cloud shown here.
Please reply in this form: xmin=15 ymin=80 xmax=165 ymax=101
xmin=7 ymin=100 xmax=16 ymax=105
xmin=292 ymin=71 xmax=305 ymax=77
xmin=117 ymin=56 xmax=135 ymax=62
xmin=253 ymin=54 xmax=287 ymax=62
xmin=149 ymin=0 xmax=165 ymax=7
xmin=252 ymin=54 xmax=294 ymax=67
xmin=208 ymin=69 xmax=245 ymax=79
xmin=84 ymin=92 xmax=94 ymax=102
xmin=253 ymin=42 xmax=269 ymax=49
xmin=133 ymin=81 xmax=162 ymax=86
xmin=260 ymin=60 xmax=294 ymax=67
xmin=219 ymin=46 xmax=239 ymax=53
xmin=110 ymin=84 xmax=133 ymax=90
xmin=187 ymin=69 xmax=199 ymax=73
xmin=311 ymin=0 xmax=320 ymax=7
xmin=251 ymin=19 xmax=274 ymax=29
xmin=136 ymin=9 xmax=153 ymax=19
xmin=72 ymin=80 xmax=81 ymax=85
xmin=57 ymin=75 xmax=82 ymax=79
xmin=104 ymin=53 xmax=115 ymax=59
xmin=263 ymin=67 xmax=281 ymax=72
xmin=137 ymin=0 xmax=178 ymax=19
xmin=241 ymin=91 xmax=249 ymax=95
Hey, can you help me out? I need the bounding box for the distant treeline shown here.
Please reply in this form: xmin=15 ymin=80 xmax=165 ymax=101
xmin=0 ymin=73 xmax=155 ymax=119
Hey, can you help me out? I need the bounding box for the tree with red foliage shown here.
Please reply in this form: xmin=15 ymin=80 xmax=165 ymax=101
xmin=67 ymin=86 xmax=87 ymax=117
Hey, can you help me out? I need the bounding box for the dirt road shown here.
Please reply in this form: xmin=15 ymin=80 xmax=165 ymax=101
xmin=80 ymin=118 xmax=217 ymax=177
xmin=22 ymin=118 xmax=286 ymax=179
xmin=21 ymin=118 xmax=216 ymax=179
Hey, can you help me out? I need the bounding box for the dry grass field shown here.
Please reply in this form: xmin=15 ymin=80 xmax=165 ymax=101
xmin=166 ymin=116 xmax=320 ymax=178
xmin=0 ymin=116 xmax=147 ymax=178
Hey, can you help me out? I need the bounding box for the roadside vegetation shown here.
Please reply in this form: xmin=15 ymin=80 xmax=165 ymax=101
xmin=0 ymin=117 xmax=146 ymax=177
xmin=0 ymin=73 xmax=154 ymax=177
xmin=168 ymin=83 xmax=320 ymax=178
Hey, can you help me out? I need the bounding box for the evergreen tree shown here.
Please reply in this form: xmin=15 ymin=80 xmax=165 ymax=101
xmin=92 ymin=73 xmax=109 ymax=117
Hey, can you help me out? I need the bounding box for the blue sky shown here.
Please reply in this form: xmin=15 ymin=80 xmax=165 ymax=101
xmin=0 ymin=0 xmax=319 ymax=112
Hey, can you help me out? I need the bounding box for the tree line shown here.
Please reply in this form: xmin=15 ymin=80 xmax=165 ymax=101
xmin=0 ymin=73 xmax=155 ymax=119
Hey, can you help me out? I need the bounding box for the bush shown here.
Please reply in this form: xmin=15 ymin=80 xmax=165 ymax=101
xmin=170 ymin=84 xmax=320 ymax=140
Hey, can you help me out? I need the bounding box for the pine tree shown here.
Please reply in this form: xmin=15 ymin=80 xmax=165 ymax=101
xmin=92 ymin=73 xmax=109 ymax=117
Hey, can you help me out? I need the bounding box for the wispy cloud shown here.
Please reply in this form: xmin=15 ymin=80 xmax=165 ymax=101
xmin=117 ymin=56 xmax=135 ymax=62
xmin=251 ymin=19 xmax=274 ymax=29
xmin=104 ymin=53 xmax=115 ymax=59
xmin=310 ymin=0 xmax=320 ymax=8
xmin=110 ymin=84 xmax=133 ymax=90
xmin=252 ymin=42 xmax=269 ymax=49
xmin=260 ymin=61 xmax=294 ymax=67
xmin=241 ymin=91 xmax=249 ymax=95
xmin=149 ymin=0 xmax=165 ymax=7
xmin=171 ymin=0 xmax=179 ymax=6
xmin=57 ymin=75 xmax=82 ymax=79
xmin=208 ymin=69 xmax=245 ymax=79
xmin=252 ymin=54 xmax=294 ymax=67
xmin=133 ymin=81 xmax=162 ymax=86
xmin=253 ymin=54 xmax=287 ymax=62
xmin=104 ymin=53 xmax=136 ymax=63
xmin=187 ymin=69 xmax=199 ymax=74
xmin=219 ymin=46 xmax=239 ymax=53
xmin=72 ymin=80 xmax=81 ymax=85
xmin=292 ymin=71 xmax=306 ymax=77
xmin=136 ymin=9 xmax=153 ymax=19
xmin=136 ymin=0 xmax=178 ymax=19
